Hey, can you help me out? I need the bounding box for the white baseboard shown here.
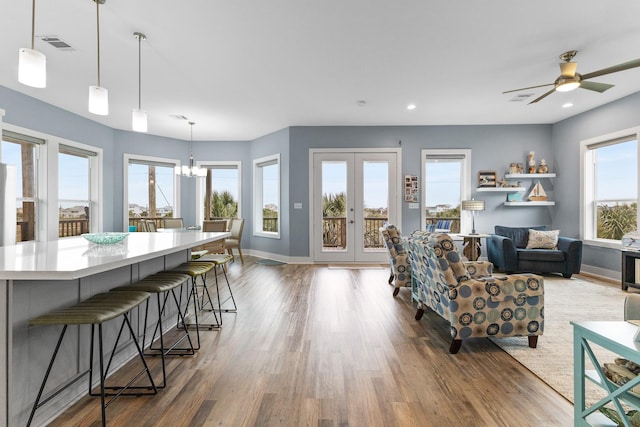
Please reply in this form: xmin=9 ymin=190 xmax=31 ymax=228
xmin=244 ymin=249 xmax=312 ymax=264
xmin=579 ymin=264 xmax=620 ymax=283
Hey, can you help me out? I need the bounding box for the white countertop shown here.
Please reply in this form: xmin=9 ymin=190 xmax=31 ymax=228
xmin=0 ymin=231 xmax=229 ymax=280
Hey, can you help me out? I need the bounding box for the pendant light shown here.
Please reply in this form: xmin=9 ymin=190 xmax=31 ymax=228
xmin=178 ymin=122 xmax=206 ymax=177
xmin=132 ymin=32 xmax=147 ymax=132
xmin=88 ymin=0 xmax=108 ymax=115
xmin=18 ymin=0 xmax=46 ymax=88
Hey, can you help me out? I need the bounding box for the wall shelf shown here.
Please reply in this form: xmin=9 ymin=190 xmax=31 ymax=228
xmin=503 ymin=201 xmax=555 ymax=206
xmin=505 ymin=173 xmax=556 ymax=179
xmin=476 ymin=187 xmax=526 ymax=192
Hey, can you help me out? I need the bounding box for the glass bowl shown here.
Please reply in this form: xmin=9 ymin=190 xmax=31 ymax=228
xmin=82 ymin=232 xmax=129 ymax=245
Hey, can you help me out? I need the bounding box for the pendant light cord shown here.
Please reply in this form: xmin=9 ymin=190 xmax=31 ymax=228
xmin=30 ymin=0 xmax=36 ymax=49
xmin=138 ymin=35 xmax=142 ymax=109
xmin=96 ymin=0 xmax=101 ymax=86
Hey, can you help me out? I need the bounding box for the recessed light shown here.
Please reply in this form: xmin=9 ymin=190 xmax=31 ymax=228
xmin=562 ymin=102 xmax=574 ymax=108
xmin=407 ymin=104 xmax=416 ymax=110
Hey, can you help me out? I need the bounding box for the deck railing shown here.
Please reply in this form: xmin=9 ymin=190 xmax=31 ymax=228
xmin=425 ymin=217 xmax=460 ymax=233
xmin=323 ymin=217 xmax=387 ymax=249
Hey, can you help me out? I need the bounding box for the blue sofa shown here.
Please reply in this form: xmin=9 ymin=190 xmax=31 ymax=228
xmin=487 ymin=225 xmax=583 ymax=278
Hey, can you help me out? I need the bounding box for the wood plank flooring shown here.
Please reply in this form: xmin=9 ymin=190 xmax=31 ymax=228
xmin=48 ymin=259 xmax=573 ymax=426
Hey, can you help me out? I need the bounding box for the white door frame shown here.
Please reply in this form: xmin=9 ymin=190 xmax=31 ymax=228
xmin=308 ymin=147 xmax=402 ymax=263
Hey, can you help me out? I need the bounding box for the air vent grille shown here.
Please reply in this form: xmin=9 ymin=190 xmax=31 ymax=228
xmin=169 ymin=115 xmax=190 ymax=121
xmin=40 ymin=36 xmax=75 ymax=51
xmin=509 ymin=93 xmax=534 ymax=102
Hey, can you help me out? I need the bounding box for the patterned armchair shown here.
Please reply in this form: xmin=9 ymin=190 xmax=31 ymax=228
xmin=406 ymin=232 xmax=544 ymax=353
xmin=380 ymin=224 xmax=412 ymax=296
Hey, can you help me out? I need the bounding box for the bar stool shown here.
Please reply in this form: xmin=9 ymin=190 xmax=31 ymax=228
xmin=165 ymin=261 xmax=220 ymax=329
xmin=195 ymin=253 xmax=237 ymax=318
xmin=27 ymin=291 xmax=156 ymax=427
xmin=111 ymin=272 xmax=195 ymax=388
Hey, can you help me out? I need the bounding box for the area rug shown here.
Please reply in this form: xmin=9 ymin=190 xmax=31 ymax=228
xmin=491 ymin=274 xmax=639 ymax=406
xmin=255 ymin=259 xmax=287 ymax=266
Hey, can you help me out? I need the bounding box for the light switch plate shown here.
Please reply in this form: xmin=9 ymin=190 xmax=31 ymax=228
xmin=294 ymin=202 xmax=303 ymax=209
xmin=408 ymin=203 xmax=419 ymax=209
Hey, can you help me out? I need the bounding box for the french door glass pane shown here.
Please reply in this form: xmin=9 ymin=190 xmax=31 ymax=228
xmin=362 ymin=161 xmax=388 ymax=250
xmin=322 ymin=161 xmax=347 ymax=251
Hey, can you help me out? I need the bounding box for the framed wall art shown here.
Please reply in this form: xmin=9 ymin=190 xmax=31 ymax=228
xmin=478 ymin=171 xmax=497 ymax=187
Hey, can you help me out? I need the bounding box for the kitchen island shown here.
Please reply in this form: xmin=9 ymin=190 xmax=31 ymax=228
xmin=0 ymin=231 xmax=229 ymax=427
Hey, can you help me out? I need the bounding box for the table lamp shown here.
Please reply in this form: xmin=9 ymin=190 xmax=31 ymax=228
xmin=461 ymin=199 xmax=485 ymax=235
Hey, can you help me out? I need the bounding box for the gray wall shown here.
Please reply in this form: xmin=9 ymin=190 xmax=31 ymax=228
xmin=288 ymin=125 xmax=553 ymax=257
xmin=4 ymin=83 xmax=640 ymax=274
xmin=248 ymin=128 xmax=290 ymax=255
xmin=552 ymin=91 xmax=640 ymax=273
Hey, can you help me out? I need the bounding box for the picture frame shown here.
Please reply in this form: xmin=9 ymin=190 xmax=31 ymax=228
xmin=478 ymin=171 xmax=497 ymax=187
xmin=404 ymin=175 xmax=419 ymax=202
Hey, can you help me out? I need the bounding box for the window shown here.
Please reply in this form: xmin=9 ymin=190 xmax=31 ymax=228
xmin=124 ymin=154 xmax=180 ymax=231
xmin=421 ymin=149 xmax=471 ymax=234
xmin=582 ymin=129 xmax=639 ymax=244
xmin=58 ymin=144 xmax=97 ymax=237
xmin=1 ymin=130 xmax=43 ymax=242
xmin=199 ymin=162 xmax=241 ymax=222
xmin=253 ymin=154 xmax=280 ymax=238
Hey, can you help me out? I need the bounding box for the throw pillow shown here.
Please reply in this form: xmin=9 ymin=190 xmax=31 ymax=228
xmin=526 ymin=229 xmax=560 ymax=249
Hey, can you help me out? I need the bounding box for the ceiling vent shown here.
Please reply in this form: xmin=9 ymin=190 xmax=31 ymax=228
xmin=509 ymin=93 xmax=534 ymax=102
xmin=39 ymin=36 xmax=75 ymax=51
xmin=169 ymin=114 xmax=189 ymax=121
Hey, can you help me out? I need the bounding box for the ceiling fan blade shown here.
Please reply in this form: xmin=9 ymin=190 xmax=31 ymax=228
xmin=559 ymin=62 xmax=577 ymax=77
xmin=528 ymin=88 xmax=556 ymax=104
xmin=581 ymin=58 xmax=640 ymax=80
xmin=503 ymin=83 xmax=553 ymax=94
xmin=580 ymin=81 xmax=614 ymax=93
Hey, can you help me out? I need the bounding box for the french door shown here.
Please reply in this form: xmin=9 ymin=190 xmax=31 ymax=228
xmin=312 ymin=150 xmax=399 ymax=263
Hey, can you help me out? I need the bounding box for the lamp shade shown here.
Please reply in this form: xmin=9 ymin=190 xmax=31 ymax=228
xmin=132 ymin=108 xmax=147 ymax=132
xmin=18 ymin=48 xmax=46 ymax=88
xmin=461 ymin=200 xmax=485 ymax=211
xmin=88 ymin=85 xmax=109 ymax=115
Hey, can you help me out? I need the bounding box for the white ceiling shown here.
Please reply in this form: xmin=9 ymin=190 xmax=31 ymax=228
xmin=1 ymin=0 xmax=640 ymax=141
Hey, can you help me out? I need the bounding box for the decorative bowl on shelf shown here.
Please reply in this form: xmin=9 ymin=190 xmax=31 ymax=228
xmin=81 ymin=232 xmax=129 ymax=245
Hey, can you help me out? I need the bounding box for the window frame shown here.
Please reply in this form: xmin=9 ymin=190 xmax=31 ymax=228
xmin=195 ymin=160 xmax=242 ymax=228
xmin=123 ymin=153 xmax=181 ymax=232
xmin=421 ymin=149 xmax=472 ymax=234
xmin=580 ymin=126 xmax=640 ymax=249
xmin=253 ymin=153 xmax=280 ymax=239
xmin=2 ymin=123 xmax=104 ymax=241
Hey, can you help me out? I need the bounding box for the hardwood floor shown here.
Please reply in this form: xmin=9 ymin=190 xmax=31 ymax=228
xmin=49 ymin=259 xmax=573 ymax=426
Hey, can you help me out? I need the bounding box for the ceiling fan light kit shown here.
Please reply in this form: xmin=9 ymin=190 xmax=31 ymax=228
xmin=504 ymin=50 xmax=640 ymax=104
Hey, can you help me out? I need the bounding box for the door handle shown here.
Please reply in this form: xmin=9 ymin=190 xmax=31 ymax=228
xmin=349 ymin=220 xmax=354 ymax=224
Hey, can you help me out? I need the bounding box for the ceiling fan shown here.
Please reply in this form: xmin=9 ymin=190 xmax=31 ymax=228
xmin=503 ymin=50 xmax=640 ymax=104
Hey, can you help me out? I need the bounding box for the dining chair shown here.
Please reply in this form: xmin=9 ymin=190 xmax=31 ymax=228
xmin=163 ymin=218 xmax=184 ymax=229
xmin=225 ymin=218 xmax=245 ymax=264
xmin=201 ymin=220 xmax=227 ymax=254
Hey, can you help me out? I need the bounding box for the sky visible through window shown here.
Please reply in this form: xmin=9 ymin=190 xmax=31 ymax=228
xmin=595 ymin=139 xmax=637 ymax=203
xmin=322 ymin=161 xmax=389 ymax=209
xmin=425 ymin=160 xmax=461 ymax=208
